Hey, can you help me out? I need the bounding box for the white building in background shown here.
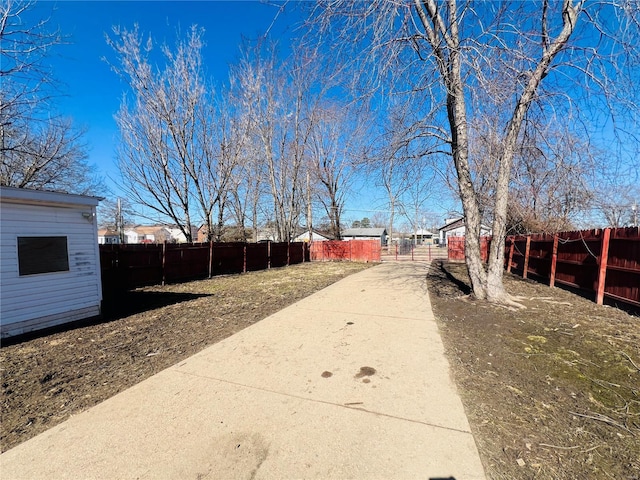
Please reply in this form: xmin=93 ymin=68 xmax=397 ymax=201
xmin=123 ymin=225 xmax=198 ymax=244
xmin=438 ymin=217 xmax=492 ymax=245
xmin=414 ymin=228 xmax=435 ymax=244
xmin=293 ymin=229 xmax=333 ymax=242
xmin=97 ymin=228 xmax=120 ymax=244
xmin=341 ymin=228 xmax=388 ymax=245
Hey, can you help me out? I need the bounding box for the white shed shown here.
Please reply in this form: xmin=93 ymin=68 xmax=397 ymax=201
xmin=0 ymin=186 xmax=102 ymax=338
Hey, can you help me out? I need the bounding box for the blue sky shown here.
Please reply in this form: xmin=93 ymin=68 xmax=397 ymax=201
xmin=33 ymin=1 xmax=304 ymax=187
xmin=22 ymin=1 xmax=639 ymax=231
xmin=30 ymin=1 xmax=452 ymax=227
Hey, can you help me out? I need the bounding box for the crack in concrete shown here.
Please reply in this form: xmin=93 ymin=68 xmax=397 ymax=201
xmin=174 ymin=369 xmax=474 ymax=436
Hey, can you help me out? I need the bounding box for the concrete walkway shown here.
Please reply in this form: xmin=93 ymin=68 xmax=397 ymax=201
xmin=1 ymin=262 xmax=486 ymax=480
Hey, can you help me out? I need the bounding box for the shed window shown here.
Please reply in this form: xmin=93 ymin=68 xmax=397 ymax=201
xmin=18 ymin=236 xmax=69 ymax=276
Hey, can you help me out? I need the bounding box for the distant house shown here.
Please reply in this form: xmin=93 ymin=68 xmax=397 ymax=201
xmin=197 ymin=225 xmax=253 ymax=242
xmin=124 ymin=226 xmax=169 ymax=244
xmin=197 ymin=225 xmax=210 ymax=242
xmin=0 ymin=186 xmax=102 ymax=338
xmin=341 ymin=227 xmax=388 ymax=246
xmin=293 ymin=229 xmax=333 ymax=242
xmin=414 ymin=228 xmax=435 ymax=245
xmin=256 ymin=228 xmax=278 ymax=242
xmin=123 ymin=225 xmax=197 ymax=244
xmin=438 ymin=217 xmax=492 ymax=245
xmin=97 ymin=228 xmax=120 ymax=244
xmin=165 ymin=226 xmax=192 ymax=243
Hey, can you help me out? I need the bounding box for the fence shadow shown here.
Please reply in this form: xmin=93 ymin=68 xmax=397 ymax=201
xmin=102 ymin=291 xmax=211 ymax=320
xmin=1 ymin=291 xmax=211 ymax=347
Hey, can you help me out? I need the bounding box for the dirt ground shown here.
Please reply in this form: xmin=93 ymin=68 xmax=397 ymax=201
xmin=427 ymin=261 xmax=639 ymax=480
xmin=3 ymin=259 xmax=638 ymax=479
xmin=0 ymin=262 xmax=372 ymax=453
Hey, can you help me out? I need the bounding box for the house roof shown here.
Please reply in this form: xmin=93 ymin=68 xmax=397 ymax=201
xmin=342 ymin=228 xmax=387 ymax=237
xmin=438 ymin=217 xmax=491 ymax=233
xmin=0 ymin=185 xmax=101 ymax=208
xmin=98 ymin=229 xmax=118 ymax=236
xmin=127 ymin=225 xmax=169 ymax=235
xmin=438 ymin=218 xmax=465 ymax=232
xmin=294 ymin=229 xmax=334 ymax=241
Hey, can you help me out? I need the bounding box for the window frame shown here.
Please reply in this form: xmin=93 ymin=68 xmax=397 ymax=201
xmin=17 ymin=236 xmax=70 ymax=276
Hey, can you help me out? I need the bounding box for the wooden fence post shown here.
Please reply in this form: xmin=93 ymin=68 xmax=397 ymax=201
xmin=243 ymin=244 xmax=247 ymax=273
xmin=523 ymin=236 xmax=531 ymax=279
xmin=162 ymin=241 xmax=167 ymax=286
xmin=507 ymin=237 xmax=515 ymax=273
xmin=267 ymin=240 xmax=271 ymax=269
xmin=208 ymin=240 xmax=213 ymax=278
xmin=596 ymin=228 xmax=611 ymax=305
xmin=550 ymin=234 xmax=559 ymax=288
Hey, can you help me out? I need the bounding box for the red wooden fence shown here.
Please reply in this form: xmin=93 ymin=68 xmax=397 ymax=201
xmin=446 ymin=227 xmax=639 ymax=308
xmin=506 ymin=227 xmax=639 ymax=308
xmin=310 ymin=240 xmax=381 ymax=262
xmin=447 ymin=236 xmax=491 ymax=262
xmin=100 ymin=241 xmax=308 ymax=299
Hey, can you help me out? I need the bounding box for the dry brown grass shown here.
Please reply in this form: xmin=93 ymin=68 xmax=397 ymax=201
xmin=428 ymin=261 xmax=640 ymax=480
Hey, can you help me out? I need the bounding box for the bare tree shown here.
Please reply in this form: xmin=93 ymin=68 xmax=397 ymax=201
xmin=508 ymin=121 xmax=595 ymax=233
xmin=198 ymin=93 xmax=247 ymax=241
xmin=308 ymin=102 xmax=365 ymax=239
xmin=1 ymin=0 xmax=60 ymax=138
xmin=589 ymin=167 xmax=640 ymax=228
xmin=402 ymin=166 xmax=438 ymax=242
xmin=227 ymin=140 xmax=266 ymax=242
xmin=365 ymin=100 xmax=439 ymax=246
xmin=376 ymin=142 xmax=412 ymax=247
xmin=1 ymin=0 xmax=99 ymax=194
xmin=0 ymin=115 xmax=96 ymax=192
xmin=233 ymin=43 xmax=317 ymax=242
xmin=97 ymin=197 xmax=135 ymax=242
xmin=107 ymin=24 xmax=217 ymax=242
xmin=310 ymin=0 xmax=640 ymax=304
xmin=460 ymin=111 xmax=596 ymax=234
xmin=226 ymin=53 xmax=270 ymax=242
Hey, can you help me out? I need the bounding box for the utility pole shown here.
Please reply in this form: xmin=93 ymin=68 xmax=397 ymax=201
xmin=117 ymin=198 xmax=124 ymax=244
xmin=307 ymin=171 xmax=313 ymax=243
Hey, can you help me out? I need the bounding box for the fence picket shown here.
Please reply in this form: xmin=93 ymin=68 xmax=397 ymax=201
xmin=550 ymin=235 xmax=559 ymax=288
xmin=445 ymin=227 xmax=639 ymax=309
xmin=100 ymin=241 xmax=307 ymax=298
xmin=596 ymin=228 xmax=611 ymax=305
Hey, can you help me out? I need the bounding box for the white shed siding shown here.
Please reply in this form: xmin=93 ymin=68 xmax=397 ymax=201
xmin=0 ymin=187 xmax=102 ymax=337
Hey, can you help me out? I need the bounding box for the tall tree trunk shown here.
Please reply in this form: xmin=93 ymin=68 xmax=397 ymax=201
xmin=415 ymin=0 xmax=579 ymax=302
xmin=440 ymin=1 xmax=488 ymax=300
xmin=486 ymin=0 xmax=580 ymax=302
